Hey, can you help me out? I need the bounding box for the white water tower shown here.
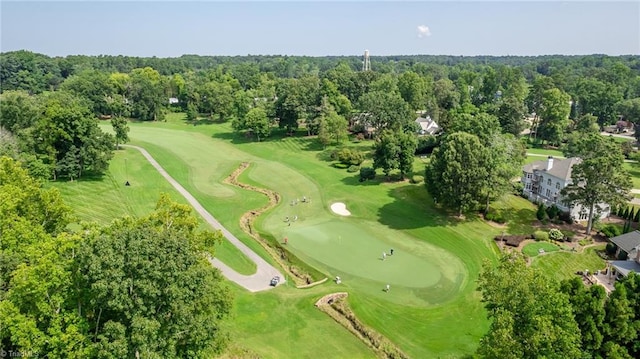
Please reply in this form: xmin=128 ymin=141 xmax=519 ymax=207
xmin=362 ymin=49 xmax=371 ymax=71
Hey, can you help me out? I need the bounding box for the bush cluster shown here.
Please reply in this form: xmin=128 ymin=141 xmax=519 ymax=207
xmin=410 ymin=175 xmax=424 ymax=184
xmin=359 ymin=167 xmax=375 ymax=181
xmin=415 ymin=135 xmax=438 ymax=155
xmin=331 ymin=148 xmax=364 ymax=166
xmin=548 ymin=228 xmax=564 ymax=241
xmin=485 ymin=211 xmax=506 ymax=224
xmin=534 ymin=230 xmax=550 ymax=241
xmin=601 ymin=224 xmax=623 ymax=238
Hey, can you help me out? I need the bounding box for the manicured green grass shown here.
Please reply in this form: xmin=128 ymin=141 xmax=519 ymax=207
xmin=488 ymin=194 xmax=538 ymax=235
xmin=606 ymin=135 xmax=634 ymax=143
xmin=82 ymin=116 xmax=504 ymax=357
xmin=531 ymin=245 xmax=607 ymax=281
xmin=623 ymin=162 xmax=640 ymax=189
xmin=221 ymin=285 xmax=376 ymax=359
xmin=526 ymin=148 xmax=565 ymax=157
xmin=48 ymin=146 xmax=257 ymax=276
xmin=522 ymin=242 xmax=560 ymax=257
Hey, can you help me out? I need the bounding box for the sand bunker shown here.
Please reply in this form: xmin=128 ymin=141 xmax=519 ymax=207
xmin=330 ymin=202 xmax=351 ymax=216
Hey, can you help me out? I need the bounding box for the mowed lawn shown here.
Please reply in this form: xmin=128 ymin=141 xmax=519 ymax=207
xmin=522 ymin=242 xmax=560 ymax=257
xmin=531 ymin=245 xmax=607 ymax=281
xmin=47 ymin=146 xmax=257 ymax=276
xmin=623 ymin=162 xmax=640 ymax=189
xmin=85 ymin=115 xmax=502 ymax=358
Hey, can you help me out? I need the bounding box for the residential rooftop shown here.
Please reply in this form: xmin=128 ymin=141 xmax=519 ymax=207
xmin=522 ymin=156 xmax=581 ymax=181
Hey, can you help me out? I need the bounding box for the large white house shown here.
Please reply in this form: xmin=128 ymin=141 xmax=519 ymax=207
xmin=521 ymin=156 xmax=611 ymax=221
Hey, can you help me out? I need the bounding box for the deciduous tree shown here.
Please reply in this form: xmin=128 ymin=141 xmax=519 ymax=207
xmin=110 ymin=116 xmax=129 ymax=150
xmin=477 ymin=254 xmax=583 ymax=359
xmin=425 ymin=132 xmax=488 ymax=215
xmin=561 ymin=134 xmax=632 ymax=234
xmin=397 ymin=71 xmax=428 ymax=111
xmin=77 ymin=195 xmax=233 ymax=358
xmin=357 ymin=91 xmax=413 ymax=134
xmin=537 ymin=88 xmax=571 ymax=146
xmin=317 ymin=100 xmax=348 ymax=147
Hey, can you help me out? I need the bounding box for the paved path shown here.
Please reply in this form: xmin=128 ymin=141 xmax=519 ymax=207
xmin=122 ymin=144 xmax=284 ymax=292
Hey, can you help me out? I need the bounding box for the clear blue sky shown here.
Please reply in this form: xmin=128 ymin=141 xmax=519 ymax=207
xmin=1 ymin=1 xmax=639 ymax=57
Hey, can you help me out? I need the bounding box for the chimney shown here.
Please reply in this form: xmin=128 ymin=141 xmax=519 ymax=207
xmin=546 ymin=156 xmax=554 ymax=170
xmin=636 ymin=245 xmax=640 ymax=263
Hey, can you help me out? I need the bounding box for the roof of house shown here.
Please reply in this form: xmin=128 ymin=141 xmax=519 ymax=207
xmin=415 ymin=116 xmax=440 ymax=134
xmin=610 ymin=260 xmax=640 ymax=277
xmin=522 ymin=157 xmax=581 ymax=181
xmin=610 ymin=230 xmax=640 ymax=254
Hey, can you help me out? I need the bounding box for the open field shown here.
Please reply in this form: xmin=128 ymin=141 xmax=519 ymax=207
xmin=54 ymin=112 xmax=507 ymax=357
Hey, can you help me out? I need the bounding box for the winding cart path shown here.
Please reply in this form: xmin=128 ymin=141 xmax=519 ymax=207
xmin=122 ymin=144 xmax=284 ymax=292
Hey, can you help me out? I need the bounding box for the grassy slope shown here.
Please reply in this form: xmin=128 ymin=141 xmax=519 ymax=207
xmin=531 ymin=245 xmax=607 ymax=281
xmin=85 ymin=115 xmax=502 ymax=358
xmin=48 ymin=146 xmax=257 ymax=275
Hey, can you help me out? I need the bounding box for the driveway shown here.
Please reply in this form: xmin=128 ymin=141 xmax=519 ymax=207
xmin=122 ymin=144 xmax=284 ymax=292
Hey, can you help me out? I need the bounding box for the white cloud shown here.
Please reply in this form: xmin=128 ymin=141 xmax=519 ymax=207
xmin=417 ymin=25 xmax=431 ymax=38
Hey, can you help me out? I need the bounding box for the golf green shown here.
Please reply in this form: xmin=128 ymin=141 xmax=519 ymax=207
xmin=284 ymin=220 xmax=442 ymax=287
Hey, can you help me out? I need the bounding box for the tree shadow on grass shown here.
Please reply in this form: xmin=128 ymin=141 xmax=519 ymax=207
xmin=211 ymin=130 xmax=257 ymax=145
xmin=377 ymin=185 xmax=462 ymax=229
xmin=505 ymin=208 xmax=538 ymax=234
xmin=184 ymin=118 xmax=217 ymax=126
xmin=340 ymin=173 xmax=382 ymax=187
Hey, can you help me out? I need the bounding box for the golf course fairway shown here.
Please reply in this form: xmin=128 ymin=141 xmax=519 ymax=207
xmin=88 ymin=118 xmax=499 ymax=357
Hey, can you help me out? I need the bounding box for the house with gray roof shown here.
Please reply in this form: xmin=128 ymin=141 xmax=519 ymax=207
xmin=607 ymin=231 xmax=640 ymax=280
xmin=521 ymin=156 xmax=611 ymax=221
xmin=415 ymin=116 xmax=440 ymax=136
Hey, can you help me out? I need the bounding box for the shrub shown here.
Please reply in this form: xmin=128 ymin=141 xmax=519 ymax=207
xmin=512 ymin=182 xmax=524 ymax=195
xmin=333 ymin=163 xmax=349 ymax=169
xmin=548 ymin=228 xmax=564 ymax=241
xmin=347 ymin=165 xmax=360 ymax=173
xmin=485 ymin=211 xmax=506 ymax=224
xmin=333 ymin=148 xmax=364 ymax=166
xmin=415 ymin=135 xmax=438 ymax=154
xmin=354 ymin=133 xmax=365 ymax=142
xmin=534 ymin=230 xmax=549 ymax=241
xmin=621 ymin=141 xmax=635 ymax=159
xmin=558 ymin=211 xmax=573 ymax=224
xmin=410 ymin=175 xmax=424 ymax=184
xmin=601 ymin=224 xmax=622 ymax=238
xmin=561 ymin=230 xmax=576 ymax=241
xmin=606 ymin=242 xmax=617 ymax=255
xmin=536 ymin=203 xmax=548 ymax=221
xmin=359 ymin=167 xmax=376 ymax=181
xmin=546 ymin=205 xmax=560 ymax=220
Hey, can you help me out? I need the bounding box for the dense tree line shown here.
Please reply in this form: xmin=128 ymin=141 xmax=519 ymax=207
xmin=0 ymin=158 xmax=233 ymax=358
xmin=478 ymin=254 xmax=640 ymax=359
xmin=0 ymin=90 xmax=115 ymax=180
xmin=2 ymin=50 xmax=639 ymax=203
